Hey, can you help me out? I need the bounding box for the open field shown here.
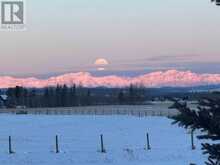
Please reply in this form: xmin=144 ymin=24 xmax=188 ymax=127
xmin=0 ymin=115 xmax=206 ymax=165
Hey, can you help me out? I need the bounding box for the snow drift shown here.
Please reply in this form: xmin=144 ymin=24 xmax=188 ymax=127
xmin=1 ymin=70 xmax=220 ymax=88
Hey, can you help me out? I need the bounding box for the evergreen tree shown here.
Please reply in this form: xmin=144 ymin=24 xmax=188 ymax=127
xmin=171 ymin=99 xmax=220 ymax=165
xmin=61 ymin=85 xmax=68 ymax=107
xmin=43 ymin=87 xmax=50 ymax=107
xmin=118 ymin=90 xmax=125 ymax=104
xmin=70 ymin=84 xmax=77 ymax=106
xmin=85 ymin=89 xmax=92 ymax=105
xmin=6 ymin=88 xmax=16 ymax=108
xmin=129 ymin=84 xmax=135 ymax=104
xmin=28 ymin=89 xmax=37 ymax=108
xmin=55 ymin=85 xmax=62 ymax=107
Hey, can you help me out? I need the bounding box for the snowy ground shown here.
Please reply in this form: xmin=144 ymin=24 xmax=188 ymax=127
xmin=0 ymin=115 xmax=206 ymax=165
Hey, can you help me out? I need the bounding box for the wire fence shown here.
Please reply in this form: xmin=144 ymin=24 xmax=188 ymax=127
xmin=0 ymin=105 xmax=179 ymax=117
xmin=0 ymin=132 xmax=198 ymax=165
xmin=1 ymin=131 xmax=196 ymax=155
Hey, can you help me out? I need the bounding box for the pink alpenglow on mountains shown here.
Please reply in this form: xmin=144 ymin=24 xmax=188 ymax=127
xmin=1 ymin=70 xmax=220 ymax=88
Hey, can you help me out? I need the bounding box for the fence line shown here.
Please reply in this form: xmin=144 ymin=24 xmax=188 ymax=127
xmin=0 ymin=105 xmax=179 ymax=117
xmin=2 ymin=131 xmax=196 ymax=155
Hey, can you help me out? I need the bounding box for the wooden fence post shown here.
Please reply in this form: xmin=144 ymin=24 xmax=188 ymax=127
xmin=9 ymin=136 xmax=14 ymax=154
xmin=191 ymin=130 xmax=196 ymax=150
xmin=55 ymin=135 xmax=59 ymax=153
xmin=100 ymin=134 xmax=106 ymax=153
xmin=146 ymin=133 xmax=151 ymax=150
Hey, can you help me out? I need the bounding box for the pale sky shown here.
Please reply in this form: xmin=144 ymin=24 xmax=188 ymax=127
xmin=0 ymin=0 xmax=220 ymax=77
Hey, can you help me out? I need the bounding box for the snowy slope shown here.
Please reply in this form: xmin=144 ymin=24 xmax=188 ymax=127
xmin=0 ymin=115 xmax=206 ymax=165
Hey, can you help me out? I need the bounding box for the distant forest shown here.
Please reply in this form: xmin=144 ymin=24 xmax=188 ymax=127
xmin=3 ymin=85 xmax=146 ymax=108
xmin=1 ymin=84 xmax=220 ymax=108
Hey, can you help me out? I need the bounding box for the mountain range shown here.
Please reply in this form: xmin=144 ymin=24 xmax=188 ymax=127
xmin=1 ymin=70 xmax=220 ymax=88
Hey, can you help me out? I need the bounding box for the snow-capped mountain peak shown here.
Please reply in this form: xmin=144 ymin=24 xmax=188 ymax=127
xmin=1 ymin=70 xmax=220 ymax=88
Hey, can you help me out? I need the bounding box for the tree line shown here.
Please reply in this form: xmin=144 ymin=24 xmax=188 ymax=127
xmin=4 ymin=84 xmax=146 ymax=108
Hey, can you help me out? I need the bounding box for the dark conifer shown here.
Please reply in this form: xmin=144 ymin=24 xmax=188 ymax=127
xmin=171 ymin=99 xmax=220 ymax=165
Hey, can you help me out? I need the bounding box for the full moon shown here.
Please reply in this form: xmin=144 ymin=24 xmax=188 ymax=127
xmin=94 ymin=58 xmax=109 ymax=66
xmin=94 ymin=58 xmax=109 ymax=71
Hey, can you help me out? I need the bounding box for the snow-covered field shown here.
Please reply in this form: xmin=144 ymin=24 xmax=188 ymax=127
xmin=0 ymin=115 xmax=206 ymax=165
